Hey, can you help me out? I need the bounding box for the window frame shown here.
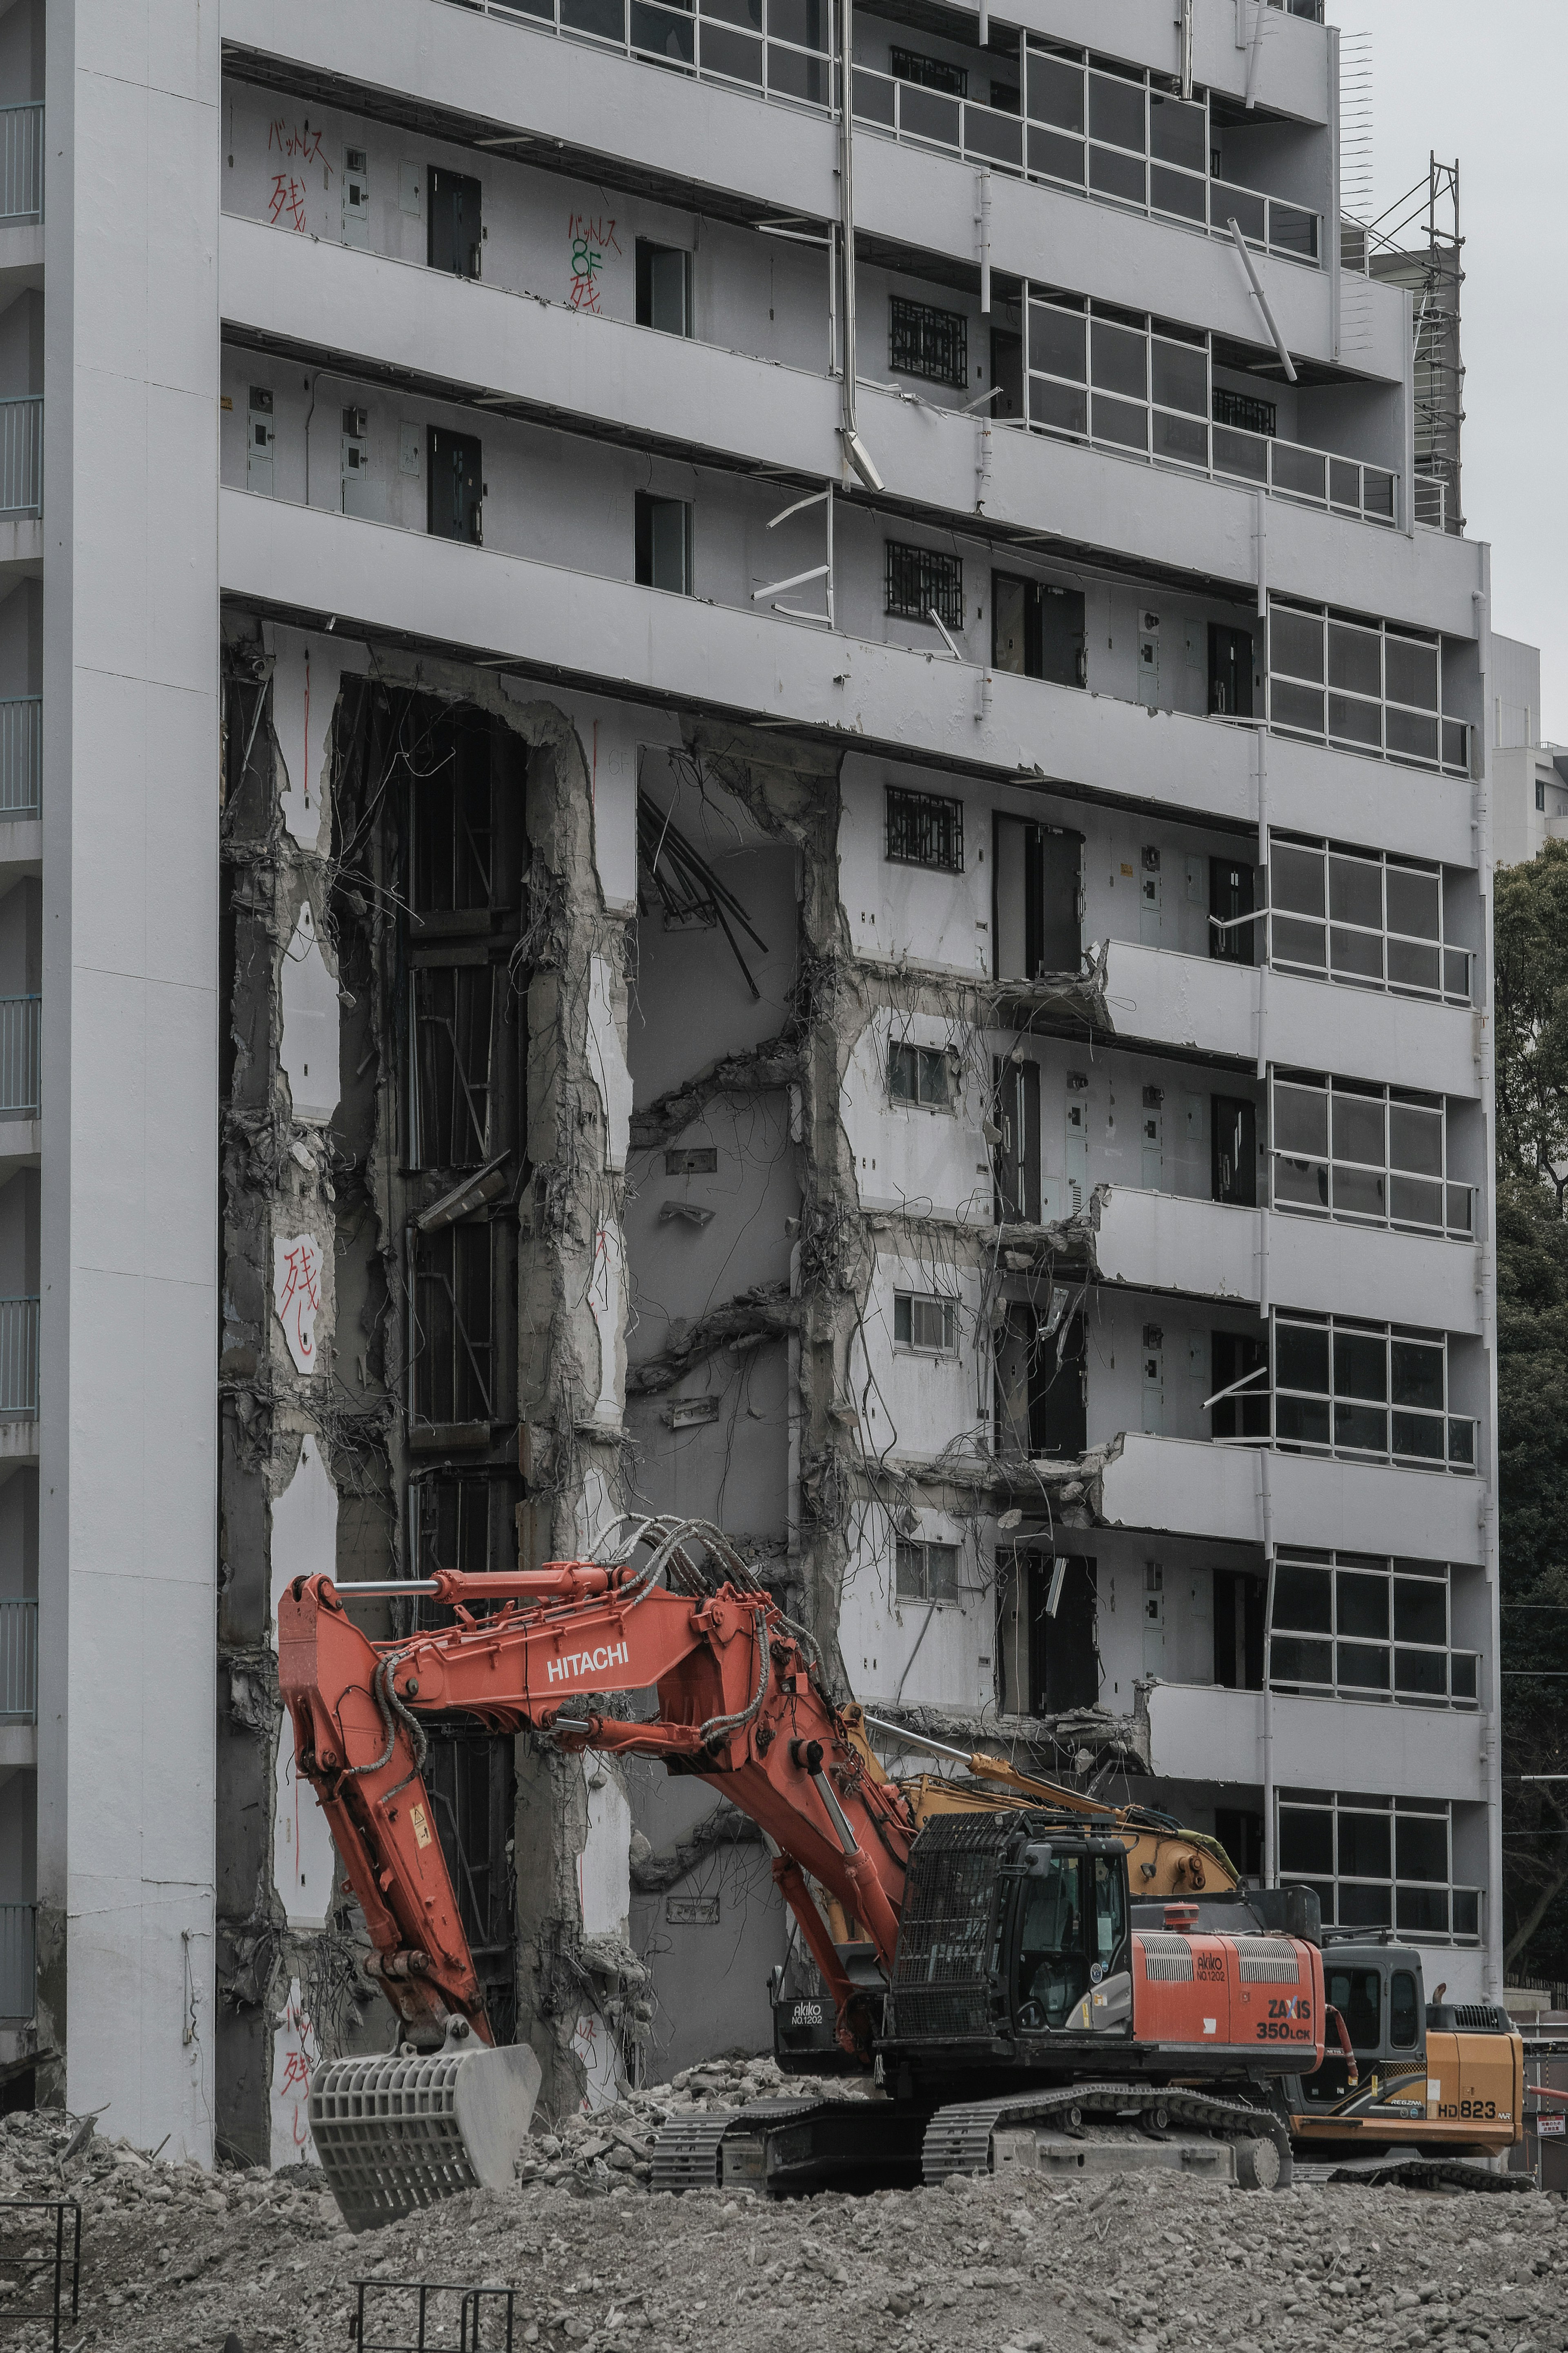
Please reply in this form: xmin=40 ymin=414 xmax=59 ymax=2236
xmin=889 ymin=292 xmax=970 ymax=389
xmin=1268 ymin=1069 xmax=1472 ymax=1240
xmin=1267 ymin=599 xmax=1471 ymax=776
xmin=1264 ymin=1309 xmax=1477 ymax=1475
xmin=895 ymin=1535 xmax=963 ymax=1601
xmin=885 ymin=783 xmax=964 ymax=872
xmin=1267 ymin=1548 xmax=1479 ymax=1709
xmin=1267 ymin=832 xmax=1472 ymax=1008
xmin=885 ymin=540 xmax=964 ymax=630
xmin=893 ymin=1289 xmax=961 ymax=1356
xmin=634 ymin=488 xmax=693 ymax=596
xmin=1275 ymin=1790 xmax=1479 ymax=1943
xmin=888 ymin=1039 xmax=955 ymax=1112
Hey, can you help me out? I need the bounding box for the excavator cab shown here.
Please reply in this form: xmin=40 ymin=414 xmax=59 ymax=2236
xmin=1013 ymin=1844 xmax=1130 ymax=2036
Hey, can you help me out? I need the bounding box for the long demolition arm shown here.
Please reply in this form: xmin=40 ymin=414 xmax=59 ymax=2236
xmin=277 ymin=1531 xmax=915 ymax=2055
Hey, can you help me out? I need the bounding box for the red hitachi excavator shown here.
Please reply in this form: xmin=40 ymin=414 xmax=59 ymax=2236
xmin=280 ymin=1517 xmax=1327 ymax=2226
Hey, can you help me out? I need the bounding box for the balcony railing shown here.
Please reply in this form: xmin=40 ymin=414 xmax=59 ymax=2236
xmin=0 ymin=1300 xmax=38 ymax=1419
xmin=1268 ymin=1638 xmax=1479 ymax=1710
xmin=0 ymin=1902 xmax=34 ymax=2019
xmin=1412 ymin=474 xmax=1449 ymax=531
xmin=0 ymin=1599 xmax=35 ymax=1723
xmin=0 ymin=699 xmax=38 ymax=818
xmin=451 ymin=0 xmax=835 ymax=105
xmin=1212 ymin=422 xmax=1395 ymax=524
xmin=0 ymin=398 xmax=41 ymax=519
xmin=0 ymin=997 xmax=38 ymax=1115
xmin=0 ymin=106 xmax=42 ymax=227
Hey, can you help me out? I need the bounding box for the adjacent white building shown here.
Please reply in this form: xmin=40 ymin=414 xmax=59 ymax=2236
xmin=0 ymin=0 xmax=1503 ymax=2155
xmin=1489 ymin=632 xmax=1568 ymax=867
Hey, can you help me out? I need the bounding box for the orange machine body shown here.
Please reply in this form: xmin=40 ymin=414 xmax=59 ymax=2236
xmin=1131 ymin=1931 xmax=1325 ymax=2070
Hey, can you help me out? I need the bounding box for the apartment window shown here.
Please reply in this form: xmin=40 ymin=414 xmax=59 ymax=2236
xmin=635 ymin=491 xmax=693 ymax=595
xmin=890 ymin=46 xmax=967 ymax=97
xmin=1214 ymin=386 xmax=1276 ymax=437
xmin=1269 ymin=1550 xmax=1479 ymax=1709
xmin=1268 ymin=601 xmax=1470 ymax=774
xmin=411 ymin=964 xmax=495 ymax=1169
xmin=894 ymin=1292 xmax=959 ymax=1354
xmin=1537 ymin=778 xmax=1547 ymax=813
xmin=1270 ymin=1073 xmax=1472 ymax=1239
xmin=412 ymin=738 xmax=493 ymax=915
xmin=885 ymin=784 xmax=963 ymax=872
xmin=896 ymin=1538 xmax=961 ymax=1600
xmin=412 ymin=1221 xmax=495 ymax=1430
xmin=1026 ymin=293 xmax=1209 ymax=466
xmin=412 ymin=1472 xmax=526 ymax=1595
xmin=1277 ymin=1793 xmax=1479 ymax=1940
xmin=889 ymin=294 xmax=969 ymax=389
xmin=1272 ymin=1312 xmax=1475 ymax=1473
xmin=886 ymin=542 xmax=964 ymax=631
xmin=636 ymin=240 xmax=691 ymax=337
xmin=1268 ymin=836 xmax=1472 ymax=1005
xmin=889 ymin=1041 xmax=952 ymax=1110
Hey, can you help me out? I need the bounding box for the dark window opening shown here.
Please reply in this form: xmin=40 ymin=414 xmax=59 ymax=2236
xmin=997 ymin=1307 xmax=1087 ymax=1461
xmin=636 ymin=239 xmax=691 ymax=336
xmin=890 ymin=45 xmax=967 ymax=96
xmin=428 ymin=167 xmax=483 ymax=278
xmin=889 ymin=294 xmax=969 ymax=388
xmin=412 ymin=1220 xmax=495 ymax=1432
xmin=1028 ymin=1552 xmax=1098 ymax=1714
xmin=1213 ymin=1568 xmax=1266 ymax=1691
xmin=992 ymin=575 xmax=1087 ymax=687
xmin=427 ymin=426 xmax=483 ymax=544
xmin=412 ymin=964 xmax=495 ymax=1170
xmin=1209 ymin=622 xmax=1255 ymax=718
xmin=886 ymin=783 xmax=964 ymax=870
xmin=886 ymin=542 xmax=964 ymax=629
xmin=991 ymin=326 xmax=1025 ymax=420
xmin=993 ymin=1054 xmax=1042 ymax=1224
xmin=1214 ymin=1806 xmax=1264 ymax=1879
xmin=635 ymin=491 xmax=693 ymax=595
xmin=1209 ymin=852 xmax=1256 ymax=966
xmin=1212 ymin=1095 xmax=1257 ymax=1208
xmin=424 ymin=1730 xmax=517 ymax=2045
xmin=1211 ymin=1329 xmax=1267 ymax=1440
xmin=412 ymin=726 xmax=494 ymax=917
xmin=1213 ymin=386 xmax=1276 ymax=437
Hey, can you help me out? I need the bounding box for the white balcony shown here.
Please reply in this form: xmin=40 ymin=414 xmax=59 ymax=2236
xmin=219 ymin=214 xmax=1483 ymax=636
xmin=1101 ymin=942 xmax=1481 ymax=1098
xmin=1145 ymin=1678 xmax=1487 ymax=1804
xmin=1099 ymin=1430 xmax=1485 ymax=1566
xmin=1094 ymin=1187 xmax=1482 ymax=1334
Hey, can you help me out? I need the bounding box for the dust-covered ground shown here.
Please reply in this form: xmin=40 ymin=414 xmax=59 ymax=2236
xmin=0 ymin=2056 xmax=1563 ymax=2353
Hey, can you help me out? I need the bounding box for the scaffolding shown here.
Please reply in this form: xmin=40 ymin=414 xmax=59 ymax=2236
xmin=1345 ymin=156 xmax=1463 ymax=535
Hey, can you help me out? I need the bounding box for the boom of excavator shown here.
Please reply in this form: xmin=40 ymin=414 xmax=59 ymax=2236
xmin=278 ymin=1519 xmax=1521 ymax=2224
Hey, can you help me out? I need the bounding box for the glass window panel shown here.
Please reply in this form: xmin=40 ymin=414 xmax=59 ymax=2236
xmin=1334 ymin=1400 xmax=1388 ymax=1454
xmin=1274 ymin=1565 xmax=1332 ymax=1633
xmin=1278 ymin=1808 xmax=1332 ymax=1876
xmin=1328 ymin=693 xmax=1383 ymax=750
xmin=1389 ymin=1174 xmax=1443 ymax=1228
xmin=768 ymin=42 xmax=830 ymax=99
xmin=1149 ymin=339 xmax=1207 ymax=417
xmin=1387 ymin=937 xmax=1441 ymax=993
xmin=1395 ymin=1815 xmax=1448 ymax=1882
xmin=1027 ymin=53 xmax=1085 ymax=129
xmin=703 ymin=0 xmax=761 ymax=27
xmin=1148 ymin=93 xmax=1205 ymax=168
xmin=1448 ymin=1417 xmax=1475 ymax=1469
xmin=1272 ymin=844 xmax=1325 ymax=916
xmin=1213 ymin=422 xmax=1269 ymax=484
xmin=1328 ymin=856 xmax=1383 ymax=928
xmin=1446 ymin=1182 xmax=1473 ymax=1233
xmin=1385 ymin=636 xmax=1439 ymax=710
xmin=1394 ymin=1579 xmax=1446 ymax=1646
xmin=1031 ymin=377 xmax=1089 ymax=435
xmin=1328 ymin=456 xmax=1362 ymax=510
xmin=1092 ymin=393 xmax=1149 ymax=450
xmin=927 ymin=1543 xmax=959 ymax=1601
xmin=1327 ymin=1967 xmax=1381 ymax=2040
xmin=1397 ymin=1886 xmax=1448 ymax=1934
xmin=1088 ymin=143 xmax=1146 ymax=202
xmin=1087 ymin=71 xmax=1145 ymax=151
xmin=1150 ymin=164 xmax=1206 ymax=223
xmin=769 ymin=0 xmax=828 ymax=46
xmin=1330 ymin=926 xmax=1383 ymax=982
xmin=1337 ymin=1642 xmax=1390 ymax=1691
xmin=1274 ymin=1156 xmax=1328 ymax=1210
xmin=704 ymin=20 xmax=765 ymax=76
xmin=1443 ymin=946 xmax=1471 ymax=999
xmin=1273 ymin=916 xmax=1326 ymax=970
xmin=1327 ymin=622 xmax=1382 ymax=697
xmin=1443 ymin=717 xmax=1471 ymax=770
xmin=898 ymin=83 xmax=962 ymax=144
xmin=1030 ymin=303 xmax=1087 ymax=382
xmin=1390 ymin=1340 xmax=1443 ymax=1411
xmin=1090 ymin=320 xmax=1147 ymax=398
xmin=1270 ymin=606 xmax=1324 ymax=683
xmin=1337 ymin=1572 xmax=1389 ymax=1639
xmin=852 ymin=65 xmax=897 ymax=123
xmin=1272 ymin=1635 xmax=1332 ymax=1684
xmin=1276 ymin=1395 xmax=1331 ymax=1447
xmin=1392 ymin=1411 xmax=1445 ymax=1463
xmin=1215 ymin=181 xmax=1266 ymax=243
xmin=1028 ymin=124 xmax=1085 ymax=185
xmin=1274 ymin=1085 xmax=1328 ymax=1157
xmin=1272 ymin=442 xmax=1328 ymax=503
xmin=1450 ymin=1654 xmax=1478 ymax=1702
xmin=1269 ymin=203 xmax=1318 ymax=261
xmin=1332 ymin=1165 xmax=1385 ymax=1220
xmin=1384 ymin=865 xmax=1441 ymax=939
xmin=1272 ymin=680 xmax=1325 ymax=734
xmin=1334 ymin=1329 xmax=1387 ymax=1401
xmin=1331 ymin=1092 xmax=1384 ymax=1167
xmin=1338 ymin=1884 xmax=1393 ymax=1929
xmin=1276 ymin=1321 xmax=1329 ymax=1394
xmin=1394 ymin=1648 xmax=1446 ymax=1698
xmin=1337 ymin=1811 xmax=1391 ymax=1879
xmin=1388 ymin=1102 xmax=1442 ymax=1175
xmin=1386 ymin=707 xmax=1440 ymax=764
xmin=1152 ymin=409 xmax=1207 ymax=465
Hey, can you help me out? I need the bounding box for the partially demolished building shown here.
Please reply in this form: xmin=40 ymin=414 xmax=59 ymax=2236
xmin=1 ymin=0 xmax=1499 ymax=2161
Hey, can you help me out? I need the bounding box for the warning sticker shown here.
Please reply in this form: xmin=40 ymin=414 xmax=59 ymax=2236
xmin=410 ymin=1803 xmax=432 ymax=1851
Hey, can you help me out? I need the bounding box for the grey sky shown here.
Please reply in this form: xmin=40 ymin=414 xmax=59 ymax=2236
xmin=1324 ymin=2 xmax=1568 ymax=736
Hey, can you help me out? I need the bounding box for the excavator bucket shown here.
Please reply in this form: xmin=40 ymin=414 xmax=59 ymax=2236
xmin=309 ymin=2024 xmax=542 ymax=2232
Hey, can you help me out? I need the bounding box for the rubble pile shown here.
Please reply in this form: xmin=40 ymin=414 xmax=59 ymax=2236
xmin=0 ymin=2098 xmax=1562 ymax=2353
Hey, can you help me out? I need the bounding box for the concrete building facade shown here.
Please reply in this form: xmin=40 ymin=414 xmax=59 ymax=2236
xmin=1489 ymin=633 xmax=1567 ymax=868
xmin=0 ymin=0 xmax=1503 ymax=2158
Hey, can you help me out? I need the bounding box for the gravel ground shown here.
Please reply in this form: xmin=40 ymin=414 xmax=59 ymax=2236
xmin=0 ymin=2059 xmax=1561 ymax=2353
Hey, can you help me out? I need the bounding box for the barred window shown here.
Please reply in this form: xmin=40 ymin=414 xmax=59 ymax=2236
xmin=889 ymin=1041 xmax=953 ymax=1109
xmin=896 ymin=1539 xmax=961 ymax=1600
xmin=890 ymin=295 xmax=969 ymax=389
xmin=894 ymin=1294 xmax=960 ymax=1354
xmin=1213 ymin=386 xmax=1276 ymax=437
xmin=885 ymin=784 xmax=964 ymax=872
xmin=886 ymin=542 xmax=964 ymax=629
xmin=890 ymin=45 xmax=967 ymax=96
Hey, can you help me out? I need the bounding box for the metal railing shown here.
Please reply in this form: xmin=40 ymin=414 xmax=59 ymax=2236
xmin=0 ymin=997 xmax=38 ymax=1115
xmin=0 ymin=105 xmax=42 ymax=226
xmin=449 ymin=0 xmax=835 ymax=108
xmin=1211 ymin=422 xmax=1396 ymax=523
xmin=1268 ymin=1640 xmax=1479 ymax=1710
xmin=1412 ymin=474 xmax=1449 ymax=531
xmin=0 ymin=398 xmax=40 ymax=519
xmin=0 ymin=1599 xmax=35 ymax=1723
xmin=0 ymin=698 xmax=38 ymax=818
xmin=0 ymin=1903 xmax=33 ymax=2018
xmin=0 ymin=1300 xmax=38 ymax=1419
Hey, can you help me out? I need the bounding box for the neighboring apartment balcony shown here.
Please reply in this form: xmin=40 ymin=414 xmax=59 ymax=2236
xmin=0 ymin=1298 xmax=38 ymax=1422
xmin=0 ymin=1902 xmax=34 ymax=2022
xmin=0 ymin=399 xmax=40 ymax=520
xmin=0 ymin=1599 xmax=36 ymax=1726
xmin=0 ymin=107 xmax=42 ymax=229
xmin=219 ymin=489 xmax=1482 ymax=869
xmin=219 ymin=218 xmax=1476 ymax=630
xmin=1100 ymin=942 xmax=1481 ymax=1100
xmin=1094 ymin=1187 xmax=1481 ymax=1336
xmin=0 ymin=996 xmax=39 ymax=1118
xmin=1145 ymin=1681 xmax=1486 ymax=1808
xmin=1097 ymin=1430 xmax=1485 ymax=1567
xmin=0 ymin=698 xmax=39 ymax=819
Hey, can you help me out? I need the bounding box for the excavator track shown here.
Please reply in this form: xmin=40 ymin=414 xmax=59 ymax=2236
xmin=923 ymin=2083 xmax=1294 ymax=2191
xmin=651 ymin=2098 xmax=928 ymax=2196
xmin=1308 ymin=2155 xmax=1536 ymax=2195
